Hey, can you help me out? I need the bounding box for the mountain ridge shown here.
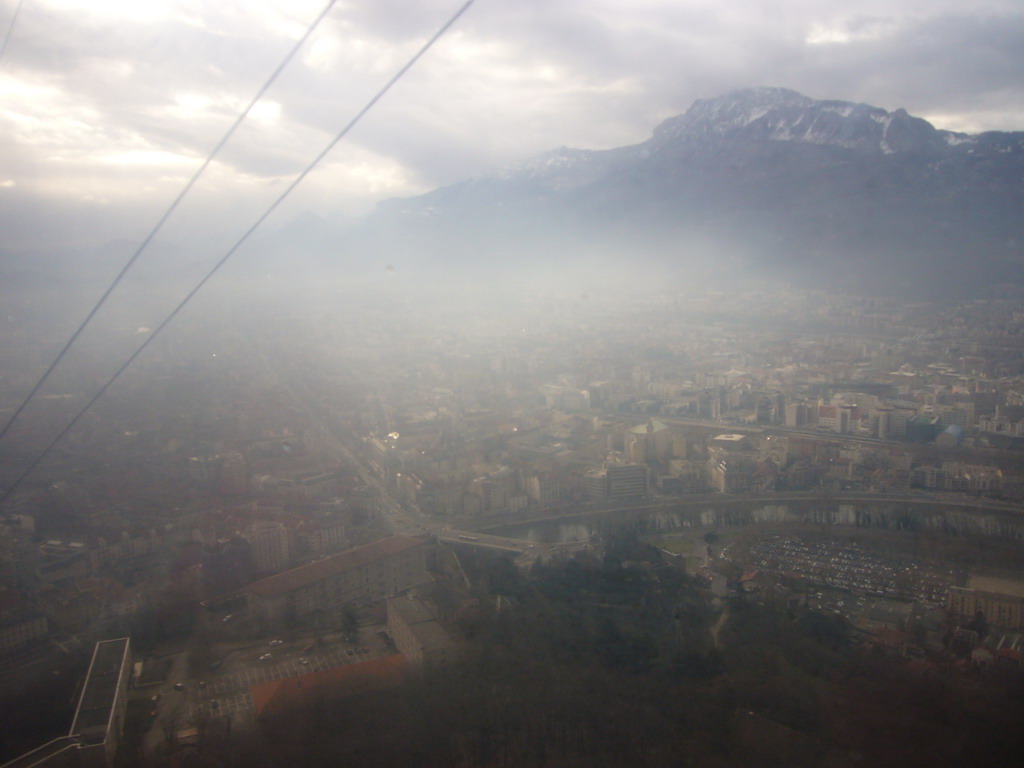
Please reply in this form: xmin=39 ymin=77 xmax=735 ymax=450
xmin=332 ymin=88 xmax=1024 ymax=296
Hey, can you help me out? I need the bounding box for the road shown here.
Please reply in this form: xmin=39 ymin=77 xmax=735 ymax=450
xmin=274 ymin=367 xmax=429 ymax=537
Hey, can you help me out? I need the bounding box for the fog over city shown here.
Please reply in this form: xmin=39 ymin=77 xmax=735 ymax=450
xmin=3 ymin=2 xmax=1024 ymax=767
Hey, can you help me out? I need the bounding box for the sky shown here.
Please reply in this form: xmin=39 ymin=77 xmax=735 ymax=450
xmin=1 ymin=0 xmax=1023 ymax=261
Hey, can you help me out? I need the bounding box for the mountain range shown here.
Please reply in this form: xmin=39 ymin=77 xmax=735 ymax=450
xmin=324 ymin=87 xmax=1024 ymax=297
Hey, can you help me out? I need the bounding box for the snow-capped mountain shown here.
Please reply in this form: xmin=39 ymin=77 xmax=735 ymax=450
xmin=649 ymin=87 xmax=954 ymax=154
xmin=353 ymin=88 xmax=1024 ymax=295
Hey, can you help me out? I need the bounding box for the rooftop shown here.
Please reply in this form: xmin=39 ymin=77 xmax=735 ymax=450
xmin=244 ymin=535 xmax=425 ymax=599
xmin=69 ymin=637 xmax=131 ymax=743
xmin=630 ymin=419 xmax=669 ymax=434
xmin=388 ymin=597 xmax=455 ymax=653
xmin=965 ymin=576 xmax=1024 ymax=599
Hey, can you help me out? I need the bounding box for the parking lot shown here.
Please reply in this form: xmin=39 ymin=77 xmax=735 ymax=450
xmin=739 ymin=534 xmax=959 ymax=605
xmin=183 ymin=634 xmax=384 ymax=725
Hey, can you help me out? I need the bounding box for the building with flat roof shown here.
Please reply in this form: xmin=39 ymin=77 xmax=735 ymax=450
xmin=386 ymin=597 xmax=456 ymax=671
xmin=711 ymin=434 xmax=753 ymax=450
xmin=244 ymin=536 xmax=430 ymax=631
xmin=606 ymin=463 xmax=647 ymax=500
xmin=68 ymin=637 xmax=132 ymax=767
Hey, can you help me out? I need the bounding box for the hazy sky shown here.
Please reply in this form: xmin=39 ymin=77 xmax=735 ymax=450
xmin=2 ymin=0 xmax=1023 ymax=258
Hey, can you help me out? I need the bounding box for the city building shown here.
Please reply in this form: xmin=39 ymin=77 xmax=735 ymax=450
xmin=582 ymin=469 xmax=608 ymax=502
xmin=626 ymin=419 xmax=674 ymax=464
xmin=468 ymin=467 xmax=522 ymax=514
xmin=0 ymin=587 xmax=48 ymax=656
xmin=526 ymin=470 xmax=567 ymax=510
xmin=244 ymin=536 xmax=430 ymax=631
xmin=606 ymin=463 xmax=647 ymax=501
xmin=294 ymin=511 xmax=348 ymax=558
xmin=659 ymin=459 xmax=708 ymax=494
xmin=948 ymin=577 xmax=1024 ymax=631
xmin=385 ymin=596 xmax=457 ymax=671
xmin=68 ymin=638 xmax=133 ymax=767
xmin=707 ymin=434 xmax=758 ymax=493
xmin=241 ymin=520 xmax=292 ymax=575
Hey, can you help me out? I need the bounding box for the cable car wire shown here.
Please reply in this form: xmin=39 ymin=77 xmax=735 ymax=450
xmin=0 ymin=0 xmax=339 ymax=445
xmin=0 ymin=0 xmax=477 ymax=507
xmin=0 ymin=0 xmax=24 ymax=62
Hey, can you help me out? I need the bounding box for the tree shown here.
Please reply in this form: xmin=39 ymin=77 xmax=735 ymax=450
xmin=341 ymin=605 xmax=359 ymax=641
xmin=967 ymin=610 xmax=988 ymax=641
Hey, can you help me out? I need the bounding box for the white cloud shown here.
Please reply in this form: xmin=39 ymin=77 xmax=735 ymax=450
xmin=805 ymin=18 xmax=899 ymax=45
xmin=38 ymin=0 xmax=188 ymax=26
xmin=0 ymin=0 xmax=1022 ymax=259
xmin=97 ymin=149 xmax=196 ymax=166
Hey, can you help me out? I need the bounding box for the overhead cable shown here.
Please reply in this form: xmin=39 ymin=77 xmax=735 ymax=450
xmin=0 ymin=0 xmax=24 ymax=62
xmin=0 ymin=0 xmax=477 ymax=506
xmin=0 ymin=0 xmax=339 ymax=445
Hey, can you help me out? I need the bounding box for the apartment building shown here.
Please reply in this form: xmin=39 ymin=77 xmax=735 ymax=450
xmin=245 ymin=536 xmax=430 ymax=631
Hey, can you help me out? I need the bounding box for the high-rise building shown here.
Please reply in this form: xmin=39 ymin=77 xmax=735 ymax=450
xmin=527 ymin=471 xmax=566 ymax=510
xmin=626 ymin=419 xmax=674 ymax=464
xmin=606 ymin=463 xmax=647 ymax=500
xmin=583 ymin=470 xmax=608 ymax=502
xmin=707 ymin=434 xmax=758 ymax=493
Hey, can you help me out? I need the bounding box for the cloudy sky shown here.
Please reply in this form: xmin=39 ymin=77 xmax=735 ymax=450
xmin=1 ymin=0 xmax=1023 ymax=261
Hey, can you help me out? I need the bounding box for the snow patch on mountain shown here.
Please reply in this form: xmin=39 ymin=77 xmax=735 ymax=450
xmin=822 ymin=104 xmax=855 ymax=117
xmin=943 ymin=133 xmax=976 ymax=146
xmin=878 ymin=114 xmax=895 ymax=154
xmin=454 ymin=87 xmax=1019 ymax=208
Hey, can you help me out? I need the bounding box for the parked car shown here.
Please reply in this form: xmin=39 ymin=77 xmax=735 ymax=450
xmin=259 ymin=653 xmax=272 ymax=661
xmin=269 ymin=639 xmax=284 ymax=647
